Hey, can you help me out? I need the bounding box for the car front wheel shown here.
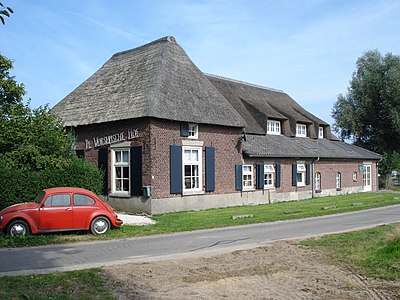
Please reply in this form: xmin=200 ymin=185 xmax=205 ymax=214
xmin=7 ymin=220 xmax=30 ymax=237
xmin=90 ymin=216 xmax=110 ymax=235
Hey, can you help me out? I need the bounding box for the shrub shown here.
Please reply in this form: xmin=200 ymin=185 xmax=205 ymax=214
xmin=0 ymin=156 xmax=103 ymax=210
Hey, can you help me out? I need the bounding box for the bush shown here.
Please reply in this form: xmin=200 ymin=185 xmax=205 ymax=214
xmin=0 ymin=156 xmax=103 ymax=210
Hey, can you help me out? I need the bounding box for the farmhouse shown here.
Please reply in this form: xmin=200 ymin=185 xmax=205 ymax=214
xmin=52 ymin=36 xmax=381 ymax=214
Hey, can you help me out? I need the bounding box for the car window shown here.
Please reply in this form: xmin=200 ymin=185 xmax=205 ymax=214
xmin=34 ymin=191 xmax=45 ymax=204
xmin=43 ymin=194 xmax=71 ymax=207
xmin=73 ymin=194 xmax=96 ymax=206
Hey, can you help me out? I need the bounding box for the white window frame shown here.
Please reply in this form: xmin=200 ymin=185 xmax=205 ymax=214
xmin=267 ymin=120 xmax=281 ymax=135
xmin=318 ymin=127 xmax=324 ymax=139
xmin=296 ymin=123 xmax=307 ymax=137
xmin=336 ymin=172 xmax=341 ymax=189
xmin=297 ymin=163 xmax=306 ymax=187
xmin=315 ymin=172 xmax=321 ymax=191
xmin=242 ymin=165 xmax=254 ymax=191
xmin=111 ymin=148 xmax=130 ymax=195
xmin=188 ymin=123 xmax=198 ymax=139
xmin=264 ymin=164 xmax=275 ymax=188
xmin=182 ymin=146 xmax=202 ymax=194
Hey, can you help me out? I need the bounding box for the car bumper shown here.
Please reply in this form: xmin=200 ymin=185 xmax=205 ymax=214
xmin=115 ymin=218 xmax=123 ymax=227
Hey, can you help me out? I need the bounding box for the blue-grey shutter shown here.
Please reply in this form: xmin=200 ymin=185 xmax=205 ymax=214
xmin=170 ymin=145 xmax=182 ymax=194
xmin=305 ymin=163 xmax=311 ymax=185
xmin=235 ymin=164 xmax=243 ymax=190
xmin=205 ymin=147 xmax=215 ymax=192
xmin=292 ymin=163 xmax=297 ymax=186
xmin=130 ymin=146 xmax=143 ymax=196
xmin=76 ymin=149 xmax=84 ymax=159
xmin=275 ymin=164 xmax=281 ymax=188
xmin=256 ymin=164 xmax=264 ymax=189
xmin=180 ymin=123 xmax=189 ymax=137
xmin=98 ymin=148 xmax=109 ymax=195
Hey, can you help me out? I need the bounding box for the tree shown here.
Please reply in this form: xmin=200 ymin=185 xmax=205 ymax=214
xmin=0 ymin=54 xmax=103 ymax=208
xmin=332 ymin=50 xmax=400 ymax=186
xmin=0 ymin=2 xmax=13 ymax=25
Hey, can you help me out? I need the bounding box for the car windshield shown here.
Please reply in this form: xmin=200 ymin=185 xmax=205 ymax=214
xmin=34 ymin=191 xmax=45 ymax=204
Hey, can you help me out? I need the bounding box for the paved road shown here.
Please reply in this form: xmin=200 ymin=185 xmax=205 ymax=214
xmin=1 ymin=205 xmax=400 ymax=276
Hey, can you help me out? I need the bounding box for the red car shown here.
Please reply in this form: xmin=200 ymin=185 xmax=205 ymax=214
xmin=0 ymin=187 xmax=123 ymax=236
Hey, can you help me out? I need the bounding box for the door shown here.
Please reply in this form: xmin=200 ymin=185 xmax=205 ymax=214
xmin=39 ymin=193 xmax=73 ymax=230
xmin=363 ymin=165 xmax=372 ymax=191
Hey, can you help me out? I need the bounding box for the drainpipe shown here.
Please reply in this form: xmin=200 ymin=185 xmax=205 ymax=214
xmin=312 ymin=157 xmax=320 ymax=198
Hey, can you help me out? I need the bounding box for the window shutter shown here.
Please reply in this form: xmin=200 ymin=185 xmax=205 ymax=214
xmin=180 ymin=123 xmax=189 ymax=137
xmin=98 ymin=148 xmax=109 ymax=195
xmin=205 ymin=147 xmax=215 ymax=192
xmin=170 ymin=145 xmax=182 ymax=194
xmin=235 ymin=164 xmax=243 ymax=190
xmin=305 ymin=163 xmax=311 ymax=185
xmin=292 ymin=163 xmax=297 ymax=186
xmin=275 ymin=164 xmax=281 ymax=188
xmin=256 ymin=164 xmax=264 ymax=189
xmin=130 ymin=146 xmax=143 ymax=196
xmin=75 ymin=149 xmax=84 ymax=159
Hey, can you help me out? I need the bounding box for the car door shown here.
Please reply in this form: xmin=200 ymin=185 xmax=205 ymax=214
xmin=39 ymin=193 xmax=73 ymax=230
xmin=72 ymin=193 xmax=97 ymax=229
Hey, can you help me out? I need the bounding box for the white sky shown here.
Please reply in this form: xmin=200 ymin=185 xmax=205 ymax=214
xmin=2 ymin=0 xmax=400 ymax=126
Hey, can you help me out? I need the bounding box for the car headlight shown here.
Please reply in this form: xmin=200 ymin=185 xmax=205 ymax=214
xmin=0 ymin=216 xmax=3 ymax=223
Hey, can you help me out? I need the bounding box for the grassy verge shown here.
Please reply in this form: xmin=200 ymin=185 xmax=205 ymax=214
xmin=1 ymin=192 xmax=400 ymax=248
xmin=301 ymin=223 xmax=400 ymax=281
xmin=0 ymin=268 xmax=115 ymax=300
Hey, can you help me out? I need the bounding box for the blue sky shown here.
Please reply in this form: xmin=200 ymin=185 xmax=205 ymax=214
xmin=2 ymin=0 xmax=399 ymax=126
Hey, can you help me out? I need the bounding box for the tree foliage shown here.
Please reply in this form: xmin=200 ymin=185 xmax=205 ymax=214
xmin=332 ymin=50 xmax=400 ymax=154
xmin=0 ymin=2 xmax=13 ymax=25
xmin=0 ymin=54 xmax=103 ymax=207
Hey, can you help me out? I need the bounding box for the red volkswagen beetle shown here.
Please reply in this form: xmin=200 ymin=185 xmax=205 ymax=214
xmin=0 ymin=187 xmax=123 ymax=236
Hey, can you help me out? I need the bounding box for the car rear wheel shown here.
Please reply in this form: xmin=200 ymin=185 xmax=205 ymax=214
xmin=7 ymin=220 xmax=30 ymax=237
xmin=90 ymin=216 xmax=110 ymax=235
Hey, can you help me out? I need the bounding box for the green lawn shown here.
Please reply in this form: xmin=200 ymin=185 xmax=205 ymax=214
xmin=301 ymin=223 xmax=400 ymax=281
xmin=1 ymin=191 xmax=400 ymax=248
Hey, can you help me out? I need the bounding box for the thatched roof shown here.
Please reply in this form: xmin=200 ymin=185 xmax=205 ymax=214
xmin=52 ymin=36 xmax=246 ymax=128
xmin=207 ymin=74 xmax=337 ymax=139
xmin=243 ymin=134 xmax=382 ymax=160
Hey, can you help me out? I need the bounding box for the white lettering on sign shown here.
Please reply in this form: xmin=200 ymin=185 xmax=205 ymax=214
xmin=84 ymin=128 xmax=139 ymax=150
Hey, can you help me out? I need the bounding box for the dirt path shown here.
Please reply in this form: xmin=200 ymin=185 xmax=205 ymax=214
xmin=102 ymin=240 xmax=400 ymax=299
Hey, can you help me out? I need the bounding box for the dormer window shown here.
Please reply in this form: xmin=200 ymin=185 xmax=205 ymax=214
xmin=296 ymin=123 xmax=307 ymax=137
xmin=188 ymin=123 xmax=198 ymax=139
xmin=318 ymin=126 xmax=324 ymax=139
xmin=267 ymin=120 xmax=281 ymax=135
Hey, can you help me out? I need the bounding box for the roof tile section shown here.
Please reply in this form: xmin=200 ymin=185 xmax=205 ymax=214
xmin=52 ymin=36 xmax=246 ymax=128
xmin=243 ymin=134 xmax=382 ymax=160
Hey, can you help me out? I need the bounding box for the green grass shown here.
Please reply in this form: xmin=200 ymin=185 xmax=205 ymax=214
xmin=1 ymin=192 xmax=400 ymax=248
xmin=301 ymin=223 xmax=400 ymax=280
xmin=0 ymin=268 xmax=115 ymax=299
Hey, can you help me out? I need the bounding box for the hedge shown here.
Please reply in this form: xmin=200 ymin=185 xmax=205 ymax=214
xmin=0 ymin=156 xmax=103 ymax=210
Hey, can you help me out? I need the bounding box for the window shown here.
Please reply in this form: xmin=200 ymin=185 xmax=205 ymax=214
xmin=318 ymin=127 xmax=324 ymax=139
xmin=297 ymin=163 xmax=306 ymax=187
xmin=315 ymin=172 xmax=321 ymax=191
xmin=267 ymin=120 xmax=281 ymax=135
xmin=188 ymin=124 xmax=198 ymax=139
xmin=242 ymin=165 xmax=254 ymax=190
xmin=353 ymin=171 xmax=358 ymax=181
xmin=336 ymin=172 xmax=341 ymax=189
xmin=296 ymin=124 xmax=307 ymax=137
xmin=264 ymin=164 xmax=275 ymax=188
xmin=73 ymin=194 xmax=95 ymax=206
xmin=44 ymin=194 xmax=70 ymax=207
xmin=183 ymin=146 xmax=202 ymax=192
xmin=113 ymin=149 xmax=130 ymax=194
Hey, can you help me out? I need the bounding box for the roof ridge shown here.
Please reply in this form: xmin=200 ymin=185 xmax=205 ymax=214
xmin=111 ymin=36 xmax=176 ymax=58
xmin=206 ymin=73 xmax=284 ymax=93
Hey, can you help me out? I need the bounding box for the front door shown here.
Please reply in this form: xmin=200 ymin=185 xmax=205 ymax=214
xmin=363 ymin=165 xmax=372 ymax=191
xmin=39 ymin=193 xmax=73 ymax=230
